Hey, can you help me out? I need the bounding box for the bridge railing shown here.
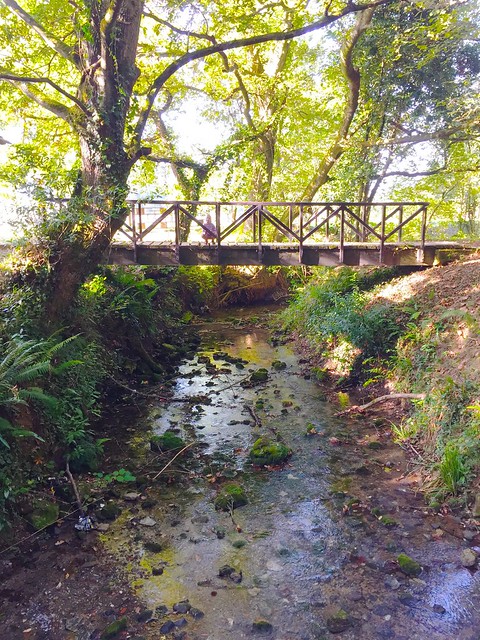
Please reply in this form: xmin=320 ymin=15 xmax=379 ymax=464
xmin=120 ymin=201 xmax=428 ymax=261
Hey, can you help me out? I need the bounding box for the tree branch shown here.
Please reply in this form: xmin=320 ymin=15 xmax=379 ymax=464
xmin=132 ymin=0 xmax=392 ymax=147
xmin=3 ymin=79 xmax=72 ymax=121
xmin=2 ymin=0 xmax=79 ymax=67
xmin=0 ymin=71 xmax=90 ymax=115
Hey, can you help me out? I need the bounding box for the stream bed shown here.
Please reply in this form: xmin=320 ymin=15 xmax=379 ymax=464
xmin=101 ymin=311 xmax=480 ymax=640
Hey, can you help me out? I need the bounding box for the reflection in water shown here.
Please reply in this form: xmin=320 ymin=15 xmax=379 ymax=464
xmin=107 ymin=315 xmax=480 ymax=640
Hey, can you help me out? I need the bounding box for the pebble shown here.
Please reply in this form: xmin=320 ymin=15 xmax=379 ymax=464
xmin=384 ymin=576 xmax=401 ymax=591
xmin=173 ymin=602 xmax=191 ymax=614
xmin=152 ymin=567 xmax=164 ymax=576
xmin=266 ymin=560 xmax=282 ymax=572
xmin=189 ymin=608 xmax=205 ymax=620
xmin=96 ymin=523 xmax=110 ymax=532
xmin=174 ymin=618 xmax=188 ymax=628
xmin=155 ymin=605 xmax=168 ymax=617
xmin=139 ymin=516 xmax=157 ymax=527
xmin=464 ymin=529 xmax=476 ymax=541
xmin=124 ymin=492 xmax=141 ymax=501
xmin=160 ymin=620 xmax=176 ymax=633
xmin=460 ymin=548 xmax=477 ymax=568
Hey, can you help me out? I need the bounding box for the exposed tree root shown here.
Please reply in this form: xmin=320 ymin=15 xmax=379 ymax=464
xmin=335 ymin=393 xmax=426 ymax=416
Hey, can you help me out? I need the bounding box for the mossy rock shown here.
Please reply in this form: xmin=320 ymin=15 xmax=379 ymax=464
xmin=101 ymin=617 xmax=127 ymax=639
xmin=252 ymin=619 xmax=273 ymax=633
xmin=250 ymin=368 xmax=269 ymax=383
xmin=249 ymin=436 xmax=291 ymax=466
xmin=27 ymin=499 xmax=59 ymax=531
xmin=97 ymin=502 xmax=122 ymax=522
xmin=214 ymin=483 xmax=248 ymax=511
xmin=271 ymin=360 xmax=287 ymax=371
xmin=326 ymin=609 xmax=351 ymax=634
xmin=397 ymin=553 xmax=422 ymax=577
xmin=150 ymin=430 xmax=185 ymax=451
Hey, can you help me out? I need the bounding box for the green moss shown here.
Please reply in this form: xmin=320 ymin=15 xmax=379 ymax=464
xmin=101 ymin=618 xmax=127 ymax=639
xmin=250 ymin=368 xmax=269 ymax=383
xmin=311 ymin=366 xmax=328 ymax=382
xmin=232 ymin=539 xmax=247 ymax=549
xmin=397 ymin=553 xmax=422 ymax=577
xmin=367 ymin=440 xmax=383 ymax=450
xmin=214 ymin=483 xmax=248 ymax=511
xmin=27 ymin=500 xmax=59 ymax=531
xmin=97 ymin=502 xmax=122 ymax=522
xmin=379 ymin=515 xmax=398 ymax=527
xmin=249 ymin=436 xmax=291 ymax=466
xmin=150 ymin=430 xmax=185 ymax=451
xmin=252 ymin=619 xmax=273 ymax=633
xmin=271 ymin=360 xmax=287 ymax=371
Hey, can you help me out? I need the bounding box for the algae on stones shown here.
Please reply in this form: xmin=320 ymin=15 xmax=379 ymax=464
xmin=397 ymin=553 xmax=422 ymax=576
xmin=249 ymin=436 xmax=291 ymax=466
xmin=150 ymin=430 xmax=185 ymax=451
xmin=214 ymin=483 xmax=248 ymax=511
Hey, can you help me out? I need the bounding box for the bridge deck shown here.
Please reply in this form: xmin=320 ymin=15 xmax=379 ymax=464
xmin=108 ymin=241 xmax=473 ymax=267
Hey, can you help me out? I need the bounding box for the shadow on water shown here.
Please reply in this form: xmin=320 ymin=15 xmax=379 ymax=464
xmin=103 ymin=308 xmax=480 ymax=640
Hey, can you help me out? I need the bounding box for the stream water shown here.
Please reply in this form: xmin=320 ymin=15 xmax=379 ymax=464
xmin=103 ymin=310 xmax=480 ymax=640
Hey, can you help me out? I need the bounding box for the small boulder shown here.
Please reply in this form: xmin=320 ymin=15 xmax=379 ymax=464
xmin=100 ymin=618 xmax=127 ymax=639
xmin=249 ymin=436 xmax=291 ymax=467
xmin=250 ymin=368 xmax=269 ymax=383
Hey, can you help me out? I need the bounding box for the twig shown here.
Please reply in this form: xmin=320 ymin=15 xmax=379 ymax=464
xmin=335 ymin=393 xmax=425 ymax=416
xmin=245 ymin=403 xmax=262 ymax=428
xmin=65 ymin=461 xmax=84 ymax=515
xmin=150 ymin=442 xmax=196 ymax=481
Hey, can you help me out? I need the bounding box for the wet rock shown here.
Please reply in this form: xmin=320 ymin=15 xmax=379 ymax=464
xmin=384 ymin=576 xmax=400 ymax=590
xmin=433 ymin=604 xmax=446 ymax=614
xmin=219 ymin=564 xmax=236 ymax=578
xmin=215 ymin=527 xmax=226 ymax=539
xmin=397 ymin=553 xmax=422 ymax=577
xmin=230 ymin=571 xmax=243 ymax=583
xmin=232 ymin=539 xmax=247 ymax=549
xmin=159 ymin=620 xmax=176 ymax=634
xmin=144 ymin=541 xmax=163 ymax=553
xmin=174 ymin=618 xmax=188 ymax=628
xmin=252 ymin=619 xmax=273 ymax=633
xmin=397 ymin=593 xmax=418 ymax=607
xmin=155 ymin=605 xmax=169 ymax=617
xmin=460 ymin=548 xmax=477 ymax=568
xmin=96 ymin=523 xmax=110 ymax=532
xmin=214 ymin=483 xmax=248 ymax=511
xmin=173 ymin=601 xmax=191 ymax=614
xmin=326 ymin=609 xmax=351 ymax=634
xmin=139 ymin=516 xmax=157 ymax=527
xmin=173 ymin=633 xmax=186 ymax=640
xmin=152 ymin=567 xmax=164 ymax=576
xmin=271 ymin=360 xmax=287 ymax=370
xmin=249 ymin=368 xmax=269 ymax=383
xmin=463 ymin=529 xmax=476 ymax=541
xmin=189 ymin=608 xmax=205 ymax=620
xmin=100 ymin=618 xmax=127 ymax=639
xmin=248 ymin=436 xmax=291 ymax=466
xmin=136 ymin=610 xmax=153 ymax=623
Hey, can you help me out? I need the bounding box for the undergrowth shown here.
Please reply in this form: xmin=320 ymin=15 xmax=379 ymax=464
xmin=283 ymin=265 xmax=480 ymax=503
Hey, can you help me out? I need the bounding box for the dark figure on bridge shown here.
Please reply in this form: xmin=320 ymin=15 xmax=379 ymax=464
xmin=202 ymin=214 xmax=217 ymax=245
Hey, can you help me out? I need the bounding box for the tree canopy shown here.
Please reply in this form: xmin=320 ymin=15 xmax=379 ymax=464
xmin=0 ymin=0 xmax=479 ymax=317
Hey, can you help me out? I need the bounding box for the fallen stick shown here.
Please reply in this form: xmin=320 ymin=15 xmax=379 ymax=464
xmin=150 ymin=442 xmax=196 ymax=481
xmin=66 ymin=461 xmax=84 ymax=515
xmin=335 ymin=393 xmax=425 ymax=416
xmin=245 ymin=404 xmax=262 ymax=428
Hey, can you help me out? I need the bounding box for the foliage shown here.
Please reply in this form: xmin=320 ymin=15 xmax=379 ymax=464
xmin=95 ymin=468 xmax=136 ymax=484
xmin=282 ymin=267 xmax=403 ymax=377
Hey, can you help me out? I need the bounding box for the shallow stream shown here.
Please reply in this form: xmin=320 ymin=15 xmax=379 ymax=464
xmin=103 ymin=310 xmax=480 ymax=640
